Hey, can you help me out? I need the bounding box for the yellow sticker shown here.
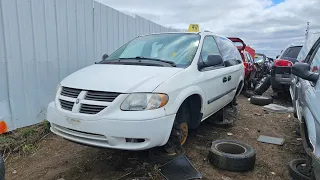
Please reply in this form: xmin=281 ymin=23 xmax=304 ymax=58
xmin=172 ymin=52 xmax=177 ymax=57
xmin=187 ymin=24 xmax=200 ymax=32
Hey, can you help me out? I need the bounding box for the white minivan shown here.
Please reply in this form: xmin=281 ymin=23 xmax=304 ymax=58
xmin=47 ymin=31 xmax=244 ymax=150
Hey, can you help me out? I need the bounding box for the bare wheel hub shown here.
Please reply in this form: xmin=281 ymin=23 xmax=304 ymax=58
xmin=180 ymin=122 xmax=188 ymax=145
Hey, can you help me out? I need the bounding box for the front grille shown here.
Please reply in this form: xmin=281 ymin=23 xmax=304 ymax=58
xmin=85 ymin=90 xmax=120 ymax=102
xmin=61 ymin=87 xmax=82 ymax=98
xmin=60 ymin=99 xmax=74 ymax=111
xmin=80 ymin=104 xmax=107 ymax=114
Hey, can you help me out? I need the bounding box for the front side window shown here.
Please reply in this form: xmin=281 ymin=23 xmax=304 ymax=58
xmin=310 ymin=45 xmax=320 ymax=73
xmin=104 ymin=33 xmax=201 ymax=67
xmin=201 ymin=36 xmax=221 ymax=63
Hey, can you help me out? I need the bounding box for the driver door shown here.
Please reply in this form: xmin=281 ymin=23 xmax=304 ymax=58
xmin=198 ymin=36 xmax=229 ymax=119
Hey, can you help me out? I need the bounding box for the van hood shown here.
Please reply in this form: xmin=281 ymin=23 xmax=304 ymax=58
xmin=60 ymin=64 xmax=183 ymax=93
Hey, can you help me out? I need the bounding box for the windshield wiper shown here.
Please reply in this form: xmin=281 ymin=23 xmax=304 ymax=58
xmin=119 ymin=56 xmax=176 ymax=67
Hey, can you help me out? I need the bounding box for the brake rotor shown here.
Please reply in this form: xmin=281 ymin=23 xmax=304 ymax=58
xmin=180 ymin=123 xmax=188 ymax=145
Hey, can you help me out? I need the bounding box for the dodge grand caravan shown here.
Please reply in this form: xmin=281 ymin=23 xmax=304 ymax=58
xmin=47 ymin=32 xmax=244 ymax=150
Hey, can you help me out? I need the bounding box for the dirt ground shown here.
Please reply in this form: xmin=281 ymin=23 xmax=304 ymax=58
xmin=5 ymin=93 xmax=306 ymax=180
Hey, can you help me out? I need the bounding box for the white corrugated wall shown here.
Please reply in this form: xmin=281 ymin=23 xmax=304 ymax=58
xmin=0 ymin=0 xmax=178 ymax=132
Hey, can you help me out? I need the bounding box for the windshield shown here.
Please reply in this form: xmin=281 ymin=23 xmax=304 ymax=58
xmin=102 ymin=33 xmax=201 ymax=67
xmin=254 ymin=55 xmax=265 ymax=63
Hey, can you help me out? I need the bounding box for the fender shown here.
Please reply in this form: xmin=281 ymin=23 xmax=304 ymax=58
xmin=164 ymin=85 xmax=205 ymax=116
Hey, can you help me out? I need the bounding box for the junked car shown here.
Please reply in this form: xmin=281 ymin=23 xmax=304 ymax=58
xmin=228 ymin=37 xmax=256 ymax=90
xmin=290 ymin=33 xmax=320 ymax=180
xmin=271 ymin=44 xmax=302 ymax=94
xmin=46 ymin=31 xmax=244 ymax=152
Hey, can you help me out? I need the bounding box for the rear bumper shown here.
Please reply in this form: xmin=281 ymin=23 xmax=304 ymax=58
xmin=271 ymin=76 xmax=291 ymax=91
xmin=47 ymin=102 xmax=175 ymax=150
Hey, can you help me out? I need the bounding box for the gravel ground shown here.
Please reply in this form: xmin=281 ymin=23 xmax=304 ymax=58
xmin=5 ymin=93 xmax=305 ymax=180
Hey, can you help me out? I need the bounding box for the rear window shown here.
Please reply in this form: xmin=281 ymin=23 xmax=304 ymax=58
xmin=281 ymin=46 xmax=302 ymax=59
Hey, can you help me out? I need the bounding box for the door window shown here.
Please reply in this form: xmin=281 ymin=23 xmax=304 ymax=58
xmin=201 ymin=36 xmax=221 ymax=64
xmin=310 ymin=46 xmax=320 ymax=73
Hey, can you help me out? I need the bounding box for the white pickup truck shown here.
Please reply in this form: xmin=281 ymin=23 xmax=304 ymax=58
xmin=47 ymin=31 xmax=244 ymax=151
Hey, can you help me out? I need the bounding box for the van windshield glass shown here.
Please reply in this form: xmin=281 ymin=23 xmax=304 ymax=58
xmin=102 ymin=33 xmax=200 ymax=67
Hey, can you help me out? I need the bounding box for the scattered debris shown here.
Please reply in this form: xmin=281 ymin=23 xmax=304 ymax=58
xmin=258 ymin=135 xmax=285 ymax=145
xmin=271 ymin=172 xmax=276 ymax=175
xmin=222 ymin=175 xmax=232 ymax=180
xmin=57 ymin=178 xmax=66 ymax=180
xmin=227 ymin=132 xmax=233 ymax=136
xmin=296 ymin=138 xmax=302 ymax=141
xmin=159 ymin=155 xmax=201 ymax=180
xmin=12 ymin=169 xmax=17 ymax=174
xmin=254 ymin=113 xmax=262 ymax=116
xmin=263 ymin=104 xmax=294 ymax=114
xmin=244 ymin=128 xmax=249 ymax=131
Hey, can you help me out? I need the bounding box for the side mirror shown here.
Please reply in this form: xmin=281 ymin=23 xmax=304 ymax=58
xmin=292 ymin=63 xmax=319 ymax=83
xmin=102 ymin=54 xmax=109 ymax=61
xmin=206 ymin=55 xmax=224 ymax=67
xmin=276 ymin=55 xmax=279 ymax=59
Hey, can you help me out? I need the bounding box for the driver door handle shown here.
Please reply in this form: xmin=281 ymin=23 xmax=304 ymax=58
xmin=228 ymin=75 xmax=232 ymax=81
xmin=223 ymin=77 xmax=227 ymax=83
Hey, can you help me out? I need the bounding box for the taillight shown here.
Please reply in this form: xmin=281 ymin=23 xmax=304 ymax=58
xmin=275 ymin=59 xmax=293 ymax=67
xmin=243 ymin=62 xmax=248 ymax=68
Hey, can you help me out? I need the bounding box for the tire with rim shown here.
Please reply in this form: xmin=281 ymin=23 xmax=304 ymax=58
xmin=0 ymin=154 xmax=4 ymax=180
xmin=254 ymin=76 xmax=271 ymax=95
xmin=250 ymin=95 xmax=273 ymax=106
xmin=288 ymin=159 xmax=312 ymax=180
xmin=208 ymin=140 xmax=256 ymax=172
xmin=174 ymin=102 xmax=190 ymax=146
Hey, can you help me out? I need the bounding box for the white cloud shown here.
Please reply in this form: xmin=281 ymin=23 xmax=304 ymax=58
xmin=96 ymin=0 xmax=320 ymax=57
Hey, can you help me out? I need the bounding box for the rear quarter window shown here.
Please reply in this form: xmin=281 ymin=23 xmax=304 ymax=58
xmin=215 ymin=36 xmax=242 ymax=66
xmin=281 ymin=46 xmax=302 ymax=59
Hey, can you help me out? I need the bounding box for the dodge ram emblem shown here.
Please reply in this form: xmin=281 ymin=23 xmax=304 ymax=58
xmin=76 ymin=99 xmax=80 ymax=104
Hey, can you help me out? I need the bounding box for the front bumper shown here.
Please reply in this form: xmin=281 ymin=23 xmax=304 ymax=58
xmin=47 ymin=102 xmax=176 ymax=150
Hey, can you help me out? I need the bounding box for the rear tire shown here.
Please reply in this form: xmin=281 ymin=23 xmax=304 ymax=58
xmin=288 ymin=159 xmax=312 ymax=180
xmin=250 ymin=95 xmax=273 ymax=106
xmin=254 ymin=76 xmax=271 ymax=95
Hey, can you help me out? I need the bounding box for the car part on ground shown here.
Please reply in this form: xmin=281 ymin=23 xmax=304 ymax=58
xmin=257 ymin=135 xmax=285 ymax=145
xmin=149 ymin=146 xmax=186 ymax=165
xmin=158 ymin=155 xmax=201 ymax=180
xmin=262 ymin=104 xmax=294 ymax=114
xmin=254 ymin=53 xmax=272 ymax=81
xmin=250 ymin=95 xmax=273 ymax=106
xmin=254 ymin=75 xmax=271 ymax=95
xmin=207 ymin=106 xmax=238 ymax=126
xmin=288 ymin=159 xmax=312 ymax=180
xmin=208 ymin=140 xmax=256 ymax=172
xmin=242 ymin=90 xmax=256 ymax=98
xmin=0 ymin=154 xmax=4 ymax=180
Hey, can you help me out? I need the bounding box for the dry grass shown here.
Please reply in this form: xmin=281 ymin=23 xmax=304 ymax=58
xmin=0 ymin=120 xmax=51 ymax=157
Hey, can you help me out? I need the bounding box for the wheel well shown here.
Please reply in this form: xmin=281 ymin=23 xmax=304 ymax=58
xmin=236 ymin=80 xmax=244 ymax=95
xmin=179 ymin=94 xmax=202 ymax=129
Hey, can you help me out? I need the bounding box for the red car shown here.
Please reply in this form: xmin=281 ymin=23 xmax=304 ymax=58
xmin=228 ymin=37 xmax=257 ymax=90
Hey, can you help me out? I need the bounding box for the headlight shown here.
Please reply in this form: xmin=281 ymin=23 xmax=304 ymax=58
xmin=121 ymin=93 xmax=169 ymax=111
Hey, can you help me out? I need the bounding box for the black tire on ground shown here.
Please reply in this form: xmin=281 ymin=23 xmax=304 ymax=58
xmin=242 ymin=90 xmax=256 ymax=98
xmin=208 ymin=140 xmax=256 ymax=172
xmin=254 ymin=76 xmax=271 ymax=95
xmin=250 ymin=95 xmax=273 ymax=106
xmin=0 ymin=154 xmax=4 ymax=180
xmin=288 ymin=159 xmax=312 ymax=180
xmin=149 ymin=146 xmax=186 ymax=165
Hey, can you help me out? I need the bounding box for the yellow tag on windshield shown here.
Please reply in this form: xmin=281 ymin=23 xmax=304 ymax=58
xmin=188 ymin=24 xmax=200 ymax=32
xmin=255 ymin=55 xmax=259 ymax=58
